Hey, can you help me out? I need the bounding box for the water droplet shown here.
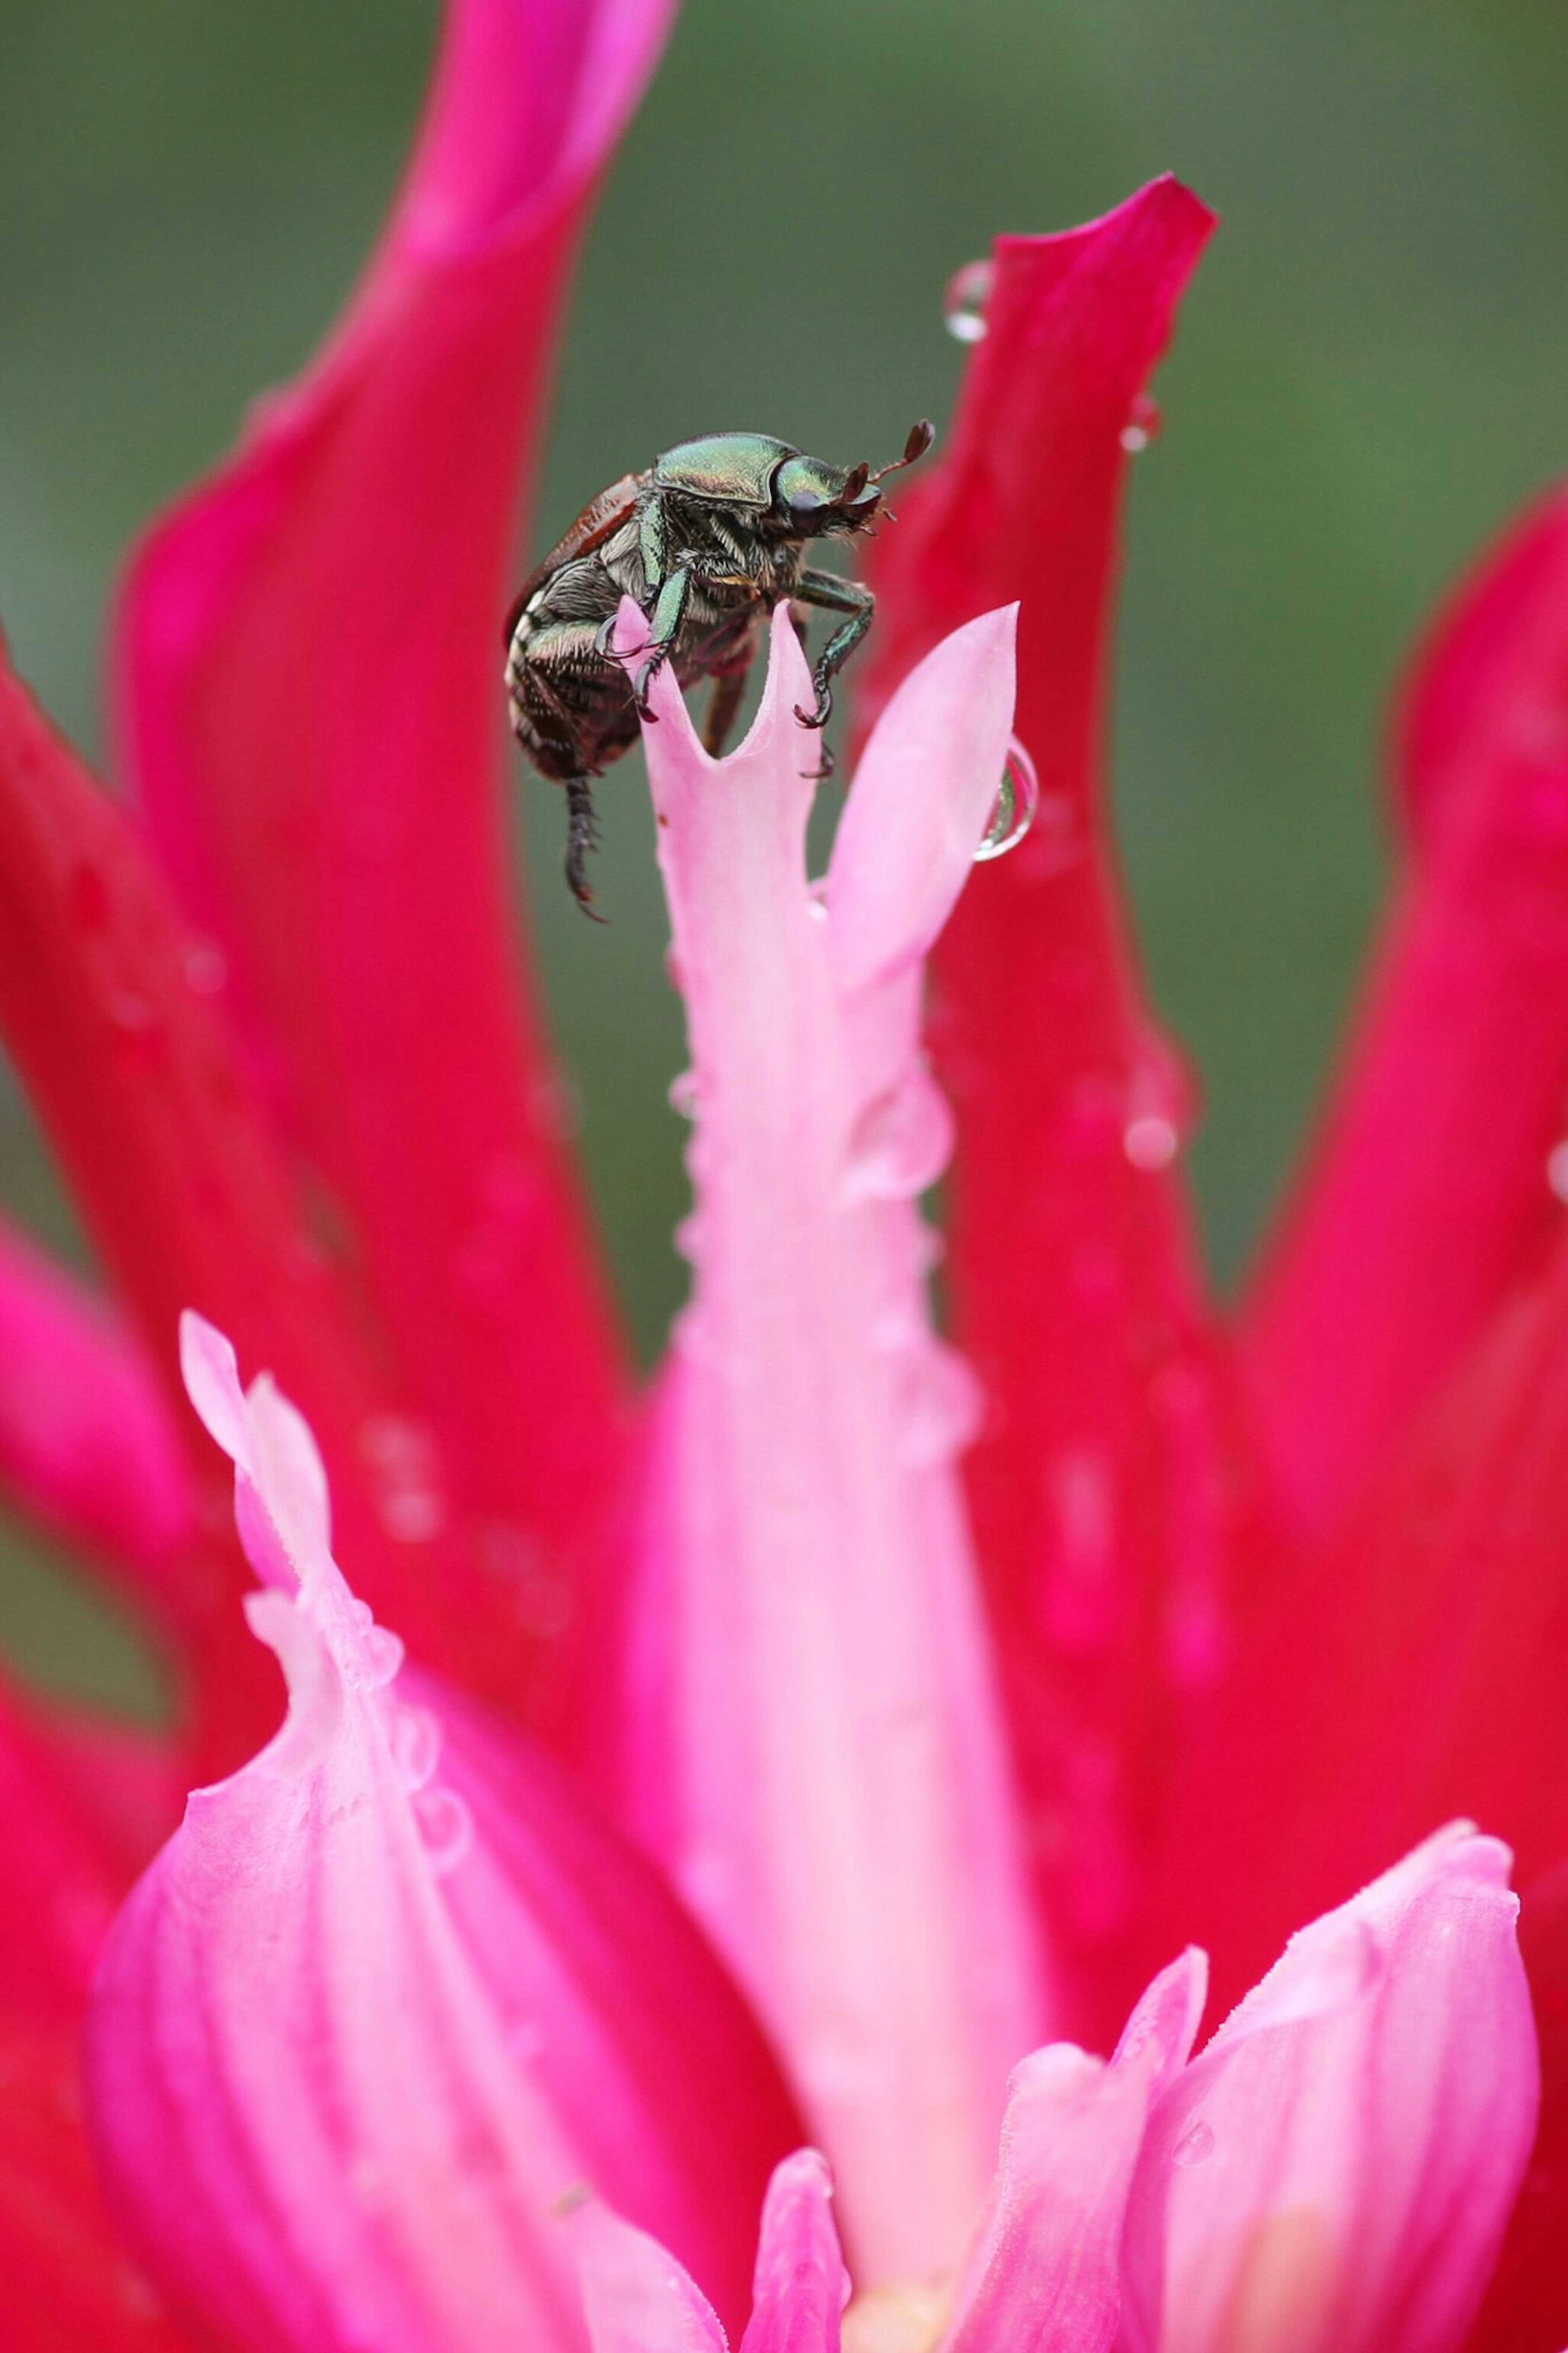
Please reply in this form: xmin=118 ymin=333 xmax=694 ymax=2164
xmin=1120 ymin=393 xmax=1163 ymax=455
xmin=184 ymin=940 xmax=228 ymax=995
xmin=668 ymin=1069 xmax=702 ymax=1120
xmin=389 ymin=1702 xmax=442 ymax=1792
xmin=1122 ymin=1046 xmax=1198 ymax=1170
xmin=945 ymin=265 xmax=992 ymax=346
xmin=361 ymin=1624 xmax=405 ymax=1688
xmin=1172 ymin=2118 xmax=1214 ymax=2168
xmin=843 ymin=1068 xmax=954 ymax=1201
xmin=806 ymin=877 xmax=831 ymax=924
xmin=975 ymin=737 xmax=1040 ymax=861
xmin=896 ymin=1342 xmax=983 ymax=1465
xmin=943 ymin=258 xmax=994 ymax=342
xmin=674 ymin=1211 xmax=704 ymax=1264
xmin=1548 ymin=1138 xmax=1568 ymax=1203
xmin=359 ymin=1414 xmax=448 ymax=1545
xmin=1124 ymin=1114 xmax=1180 ymax=1171
xmin=414 ymin=1784 xmax=473 ymax=1876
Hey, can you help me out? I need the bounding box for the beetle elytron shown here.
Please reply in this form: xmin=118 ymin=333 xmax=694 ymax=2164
xmin=505 ymin=421 xmax=934 ymax=912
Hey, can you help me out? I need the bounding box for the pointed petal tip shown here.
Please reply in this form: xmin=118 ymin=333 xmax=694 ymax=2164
xmin=176 ymin=1310 xmax=250 ymax=1471
xmin=829 ymin=604 xmax=1020 ymax=990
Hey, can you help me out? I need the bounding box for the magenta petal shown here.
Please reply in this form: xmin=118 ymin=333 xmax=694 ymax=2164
xmin=89 ymin=1320 xmax=800 ymax=2353
xmin=115 ymin=0 xmax=675 ymax=1633
xmin=1122 ymin=1828 xmax=1539 ymax=2353
xmin=610 ymin=608 xmax=1047 ymax=2282
xmin=1245 ymin=485 xmax=1568 ymax=1542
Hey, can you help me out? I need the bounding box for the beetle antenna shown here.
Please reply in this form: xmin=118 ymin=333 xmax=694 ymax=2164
xmin=869 ymin=417 xmax=935 ymax=483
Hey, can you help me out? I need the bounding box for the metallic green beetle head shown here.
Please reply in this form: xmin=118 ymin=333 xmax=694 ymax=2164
xmin=771 ymin=417 xmax=936 ymax=539
xmin=652 ymin=420 xmax=935 ymax=539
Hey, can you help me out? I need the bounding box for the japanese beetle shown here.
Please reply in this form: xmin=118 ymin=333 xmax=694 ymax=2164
xmin=504 ymin=421 xmax=934 ymax=912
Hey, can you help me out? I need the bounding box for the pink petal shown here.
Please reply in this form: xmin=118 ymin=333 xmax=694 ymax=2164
xmin=607 ymin=607 xmax=1047 ymax=2282
xmin=1121 ymin=1828 xmax=1538 ymax=2353
xmin=575 ymin=2151 xmax=846 ymax=2353
xmin=115 ymin=0 xmax=669 ymax=1625
xmin=576 ymin=2155 xmax=846 ymax=2353
xmin=575 ymin=2204 xmax=728 ymax=2353
xmin=1244 ymin=484 xmax=1568 ymax=1543
xmin=942 ymin=1954 xmax=1204 ymax=2353
xmin=858 ymin=183 xmax=1246 ymax=2039
xmin=740 ymin=2152 xmax=848 ymax=2353
xmin=90 ymin=1321 xmax=801 ymax=2353
xmin=0 ymin=1223 xmax=196 ymax=1612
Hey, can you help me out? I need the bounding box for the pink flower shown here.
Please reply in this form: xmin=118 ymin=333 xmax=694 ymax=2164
xmin=0 ymin=3 xmax=1564 ymax=2350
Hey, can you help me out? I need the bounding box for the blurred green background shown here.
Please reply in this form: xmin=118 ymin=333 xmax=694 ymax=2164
xmin=1 ymin=0 xmax=1566 ymax=1707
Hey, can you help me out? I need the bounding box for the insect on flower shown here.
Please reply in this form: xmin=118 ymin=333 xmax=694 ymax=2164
xmin=504 ymin=419 xmax=934 ymax=910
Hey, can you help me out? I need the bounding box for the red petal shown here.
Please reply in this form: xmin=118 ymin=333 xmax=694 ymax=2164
xmin=0 ymin=1222 xmax=196 ymax=1615
xmin=1244 ymin=486 xmax=1568 ymax=1543
xmin=114 ymin=0 xmax=669 ymax=1604
xmin=859 ymin=183 xmax=1245 ymax=2040
xmin=0 ymin=642 xmax=600 ymax=1758
xmin=0 ymin=2020 xmax=195 ymax=2353
xmin=1464 ymin=1859 xmax=1568 ymax=2353
xmin=1154 ymin=1231 xmax=1568 ymax=2016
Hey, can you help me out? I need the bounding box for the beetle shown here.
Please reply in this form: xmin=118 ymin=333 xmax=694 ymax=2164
xmin=504 ymin=421 xmax=934 ymax=912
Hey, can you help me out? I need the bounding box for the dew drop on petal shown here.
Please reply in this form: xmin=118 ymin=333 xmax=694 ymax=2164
xmin=1172 ymin=2118 xmax=1215 ymax=2168
xmin=360 ymin=1623 xmax=405 ymax=1689
xmin=1120 ymin=393 xmax=1163 ymax=455
xmin=184 ymin=940 xmax=228 ymax=995
xmin=1124 ymin=1115 xmax=1181 ymax=1171
xmin=668 ymin=1068 xmax=702 ymax=1121
xmin=896 ymin=1343 xmax=983 ymax=1466
xmin=414 ymin=1784 xmax=473 ymax=1876
xmin=974 ymin=737 xmax=1040 ymax=862
xmin=1548 ymin=1138 xmax=1568 ymax=1202
xmin=843 ymin=1069 xmax=954 ymax=1202
xmin=389 ymin=1702 xmax=442 ymax=1793
xmin=942 ymin=257 xmax=993 ymax=342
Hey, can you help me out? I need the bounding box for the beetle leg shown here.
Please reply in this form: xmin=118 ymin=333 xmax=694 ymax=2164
xmin=633 ymin=567 xmax=693 ymax=713
xmin=564 ymin=775 xmax=609 ymax=921
xmin=792 ymin=569 xmax=875 ymax=729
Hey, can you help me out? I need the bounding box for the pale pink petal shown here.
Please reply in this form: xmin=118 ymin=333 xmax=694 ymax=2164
xmin=89 ymin=1322 xmax=800 ymax=2353
xmin=115 ymin=0 xmax=671 ymax=1622
xmin=606 ymin=606 xmax=1047 ymax=2281
xmin=940 ymin=1952 xmax=1204 ymax=2353
xmin=1121 ymin=1828 xmax=1539 ymax=2353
